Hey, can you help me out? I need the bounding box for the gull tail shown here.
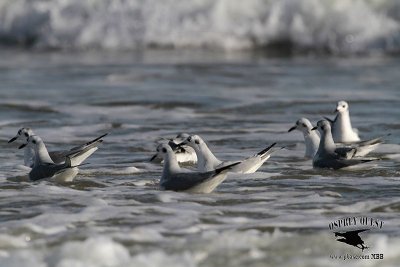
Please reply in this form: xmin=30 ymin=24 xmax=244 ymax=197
xmin=257 ymin=143 xmax=277 ymax=159
xmin=215 ymin=162 xmax=241 ymax=175
xmin=358 ymin=133 xmax=391 ymax=146
xmin=361 ymin=158 xmax=380 ymax=163
xmin=64 ymin=156 xmax=90 ymax=169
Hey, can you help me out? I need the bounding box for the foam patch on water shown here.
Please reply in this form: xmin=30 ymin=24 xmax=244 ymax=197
xmin=0 ymin=0 xmax=399 ymax=54
xmin=46 ymin=236 xmax=197 ymax=267
xmin=49 ymin=236 xmax=130 ymax=267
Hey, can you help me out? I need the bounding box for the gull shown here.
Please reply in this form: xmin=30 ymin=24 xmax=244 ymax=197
xmin=9 ymin=127 xmax=107 ymax=167
xmin=19 ymin=135 xmax=92 ymax=182
xmin=157 ymin=143 xmax=240 ymax=193
xmin=311 ymin=120 xmax=377 ymax=169
xmin=289 ymin=118 xmax=383 ymax=160
xmin=288 ymin=118 xmax=320 ymax=159
xmin=150 ymin=133 xmax=197 ymax=164
xmin=325 ymin=101 xmax=360 ymax=143
xmin=178 ymin=135 xmax=278 ymax=173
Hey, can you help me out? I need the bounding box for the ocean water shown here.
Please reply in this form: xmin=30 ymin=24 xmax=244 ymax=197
xmin=1 ymin=0 xmax=400 ymax=54
xmin=0 ymin=49 xmax=399 ymax=267
xmin=1 ymin=1 xmax=400 ymax=267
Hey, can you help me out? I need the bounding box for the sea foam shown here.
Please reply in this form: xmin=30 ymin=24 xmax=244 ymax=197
xmin=0 ymin=0 xmax=399 ymax=54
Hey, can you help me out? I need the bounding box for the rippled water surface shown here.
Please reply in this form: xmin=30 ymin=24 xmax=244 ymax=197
xmin=0 ymin=50 xmax=400 ymax=267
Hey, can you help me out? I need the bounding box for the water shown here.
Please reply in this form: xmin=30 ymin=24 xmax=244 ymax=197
xmin=1 ymin=1 xmax=400 ymax=266
xmin=1 ymin=0 xmax=400 ymax=54
xmin=0 ymin=49 xmax=399 ymax=267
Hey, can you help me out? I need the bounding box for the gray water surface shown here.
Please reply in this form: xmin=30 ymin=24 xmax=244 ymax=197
xmin=0 ymin=50 xmax=399 ymax=267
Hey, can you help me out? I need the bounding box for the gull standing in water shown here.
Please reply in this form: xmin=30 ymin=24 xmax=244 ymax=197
xmin=311 ymin=120 xmax=377 ymax=170
xmin=288 ymin=118 xmax=320 ymax=159
xmin=157 ymin=143 xmax=240 ymax=193
xmin=150 ymin=133 xmax=197 ymax=164
xmin=325 ymin=101 xmax=361 ymax=143
xmin=19 ymin=135 xmax=93 ymax=182
xmin=9 ymin=127 xmax=107 ymax=167
xmin=178 ymin=135 xmax=278 ymax=173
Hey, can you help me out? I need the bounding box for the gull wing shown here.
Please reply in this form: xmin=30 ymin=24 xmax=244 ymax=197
xmin=29 ymin=163 xmax=70 ymax=181
xmin=334 ymin=146 xmax=357 ymax=159
xmin=161 ymin=162 xmax=240 ymax=191
xmin=49 ymin=133 xmax=107 ymax=164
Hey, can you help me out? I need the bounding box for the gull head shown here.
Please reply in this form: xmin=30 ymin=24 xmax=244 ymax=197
xmin=288 ymin=118 xmax=314 ymax=133
xmin=168 ymin=133 xmax=191 ymax=152
xmin=312 ymin=120 xmax=331 ymax=133
xmin=8 ymin=127 xmax=34 ymax=143
xmin=175 ymin=133 xmax=190 ymax=140
xmin=335 ymin=100 xmax=349 ymax=113
xmin=179 ymin=134 xmax=202 ymax=148
xmin=154 ymin=143 xmax=174 ymax=160
xmin=18 ymin=135 xmax=42 ymax=150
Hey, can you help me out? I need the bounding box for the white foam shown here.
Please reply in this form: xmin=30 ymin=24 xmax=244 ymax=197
xmin=0 ymin=0 xmax=399 ymax=54
xmin=49 ymin=236 xmax=130 ymax=267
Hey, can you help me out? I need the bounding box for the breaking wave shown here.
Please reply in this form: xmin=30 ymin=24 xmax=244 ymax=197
xmin=1 ymin=0 xmax=400 ymax=54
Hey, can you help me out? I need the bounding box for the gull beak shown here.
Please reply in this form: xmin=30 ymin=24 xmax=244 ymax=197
xmin=149 ymin=154 xmax=158 ymax=162
xmin=288 ymin=126 xmax=297 ymax=132
xmin=311 ymin=126 xmax=318 ymax=131
xmin=168 ymin=140 xmax=180 ymax=151
xmin=176 ymin=141 xmax=187 ymax=148
xmin=18 ymin=143 xmax=27 ymax=149
xmin=8 ymin=136 xmax=18 ymax=143
xmin=334 ymin=108 xmax=339 ymax=113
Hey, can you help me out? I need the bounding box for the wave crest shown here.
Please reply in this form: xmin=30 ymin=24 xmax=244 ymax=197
xmin=0 ymin=0 xmax=400 ymax=54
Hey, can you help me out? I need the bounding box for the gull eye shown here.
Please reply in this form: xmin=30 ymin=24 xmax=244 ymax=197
xmin=195 ymin=139 xmax=200 ymax=144
xmin=342 ymin=105 xmax=345 ymax=108
xmin=302 ymin=123 xmax=306 ymax=127
xmin=187 ymin=136 xmax=192 ymax=142
xmin=24 ymin=133 xmax=29 ymax=137
xmin=162 ymin=148 xmax=167 ymax=153
xmin=32 ymin=140 xmax=37 ymax=144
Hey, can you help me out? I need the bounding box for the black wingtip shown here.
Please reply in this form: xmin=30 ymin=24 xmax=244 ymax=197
xmin=215 ymin=162 xmax=241 ymax=174
xmin=257 ymin=143 xmax=277 ymax=156
xmin=361 ymin=158 xmax=379 ymax=163
xmin=84 ymin=133 xmax=109 ymax=146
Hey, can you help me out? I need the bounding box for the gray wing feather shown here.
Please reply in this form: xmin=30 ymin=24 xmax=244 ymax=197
xmin=29 ymin=163 xmax=69 ymax=181
xmin=334 ymin=147 xmax=357 ymax=159
xmin=49 ymin=133 xmax=107 ymax=163
xmin=161 ymin=171 xmax=216 ymax=191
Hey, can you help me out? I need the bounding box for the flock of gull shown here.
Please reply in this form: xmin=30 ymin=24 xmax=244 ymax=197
xmin=8 ymin=100 xmax=386 ymax=193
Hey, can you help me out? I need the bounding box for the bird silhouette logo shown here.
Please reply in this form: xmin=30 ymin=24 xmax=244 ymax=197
xmin=334 ymin=229 xmax=369 ymax=251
